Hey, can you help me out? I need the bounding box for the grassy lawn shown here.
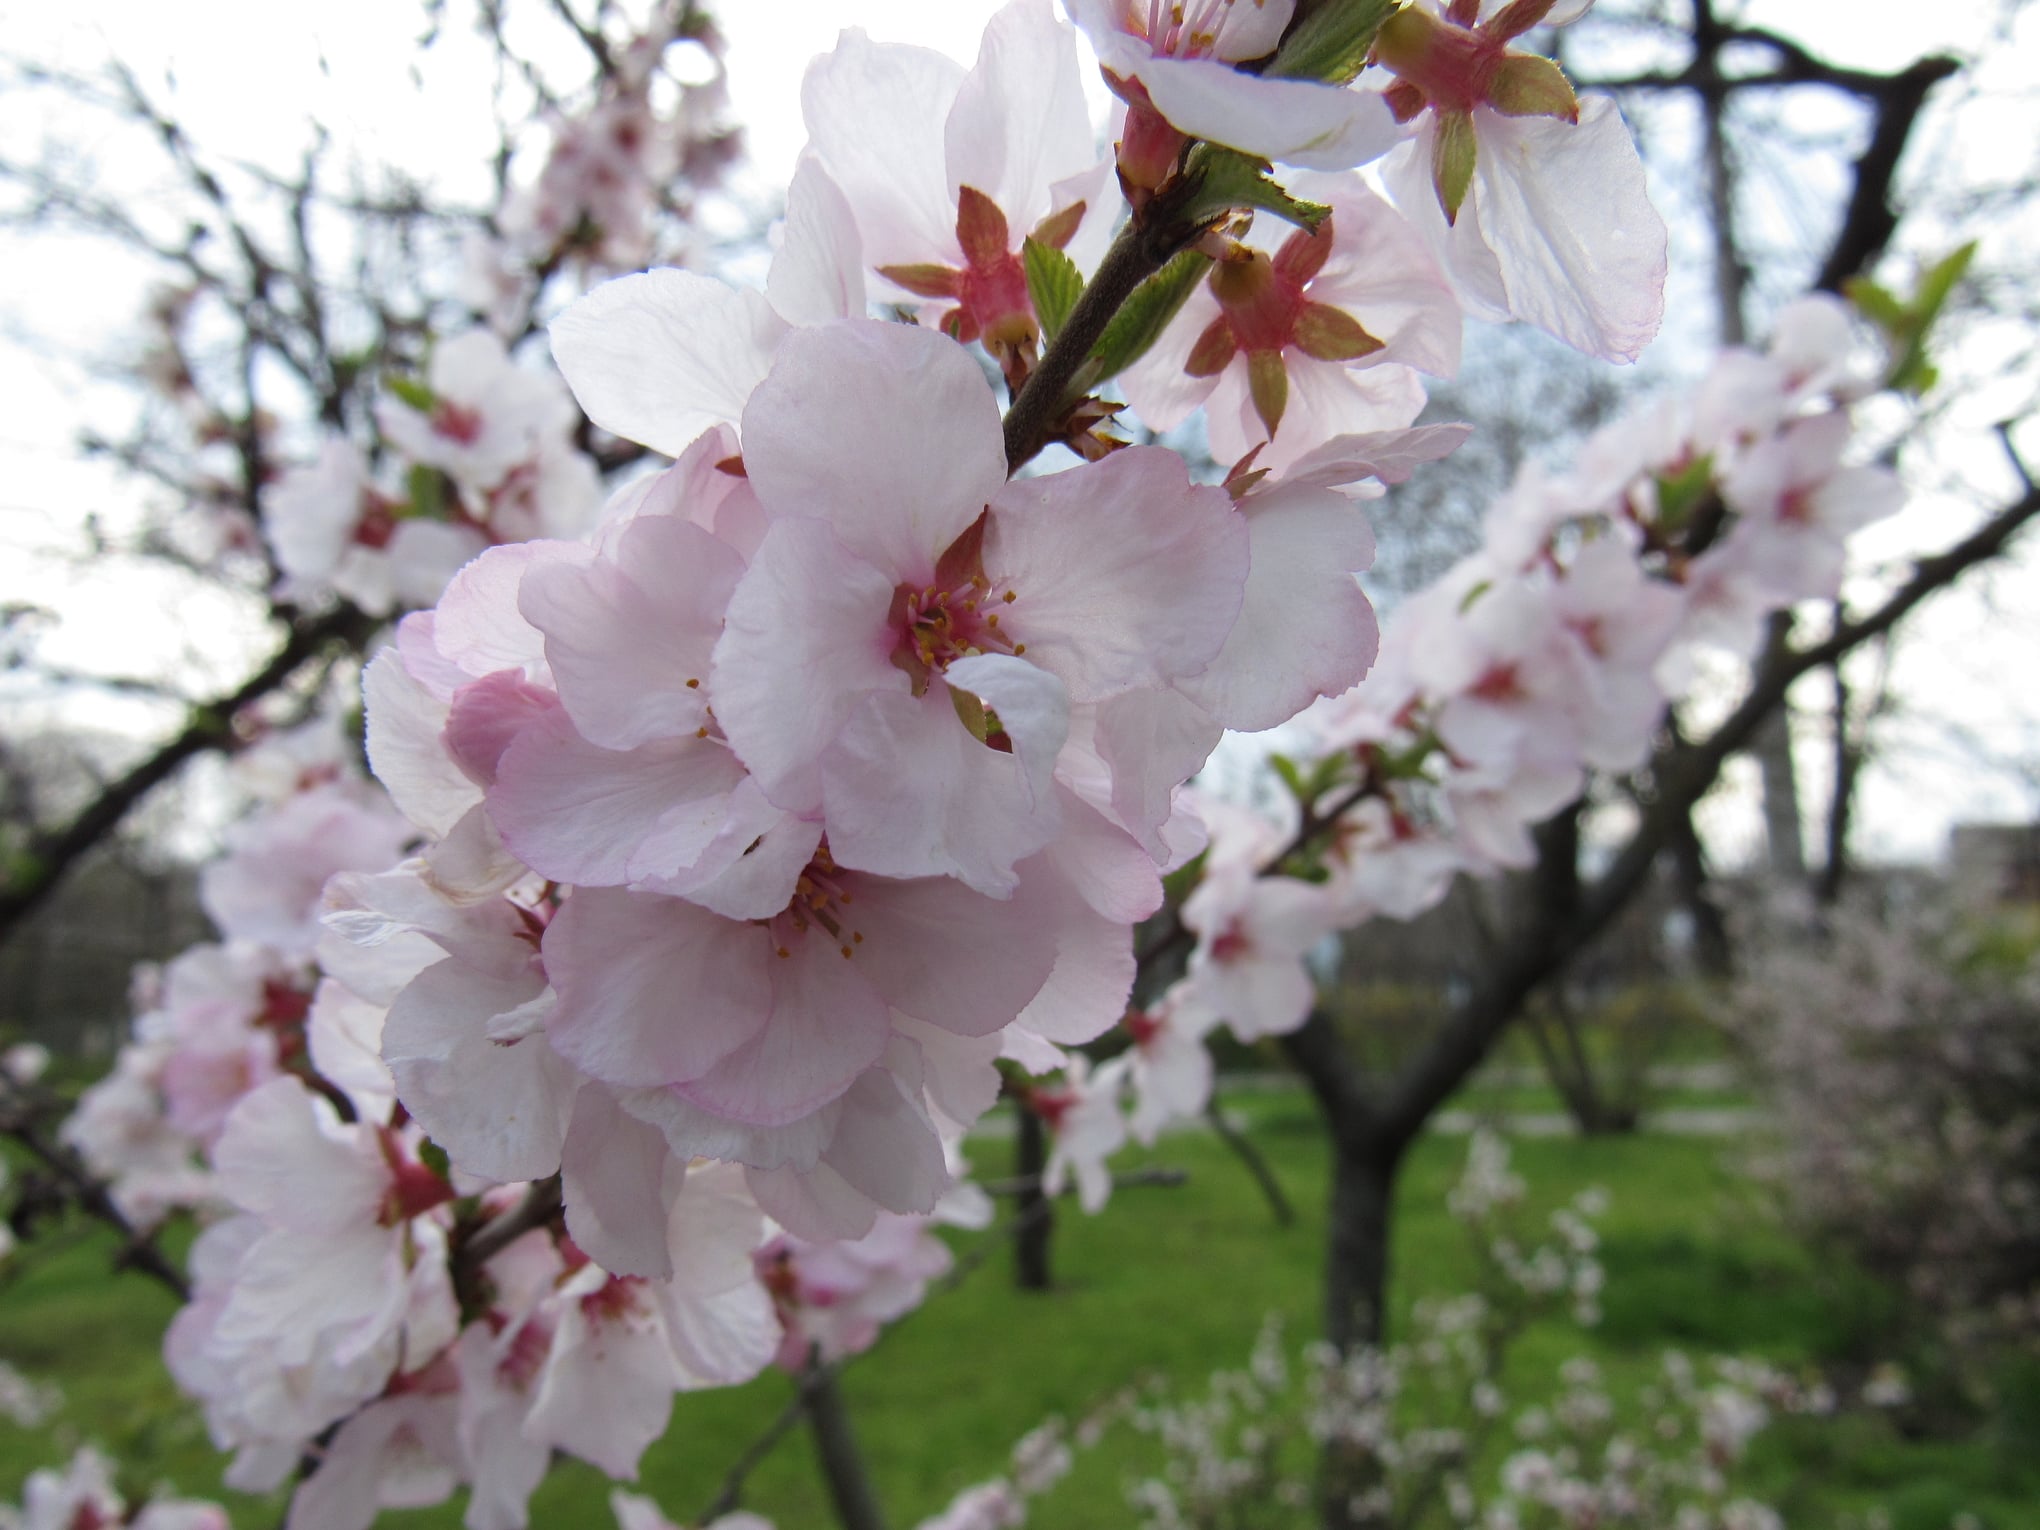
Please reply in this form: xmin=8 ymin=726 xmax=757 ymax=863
xmin=3 ymin=1094 xmax=2034 ymax=1528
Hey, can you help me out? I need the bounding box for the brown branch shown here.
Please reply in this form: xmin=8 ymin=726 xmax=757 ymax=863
xmin=0 ymin=602 xmax=376 ymax=948
xmin=1377 ymin=480 xmax=2040 ymax=1146
xmin=0 ymin=1080 xmax=189 ymax=1302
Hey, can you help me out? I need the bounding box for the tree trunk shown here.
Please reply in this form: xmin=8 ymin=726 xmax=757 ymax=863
xmin=1317 ymin=1133 xmax=1404 ymax=1530
xmin=1013 ymin=1106 xmax=1054 ymax=1291
xmin=805 ymin=1366 xmax=888 ymax=1530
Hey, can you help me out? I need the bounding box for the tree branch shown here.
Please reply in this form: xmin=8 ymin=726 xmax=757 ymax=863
xmin=0 ymin=602 xmax=376 ymax=948
xmin=1376 ymin=479 xmax=2040 ymax=1145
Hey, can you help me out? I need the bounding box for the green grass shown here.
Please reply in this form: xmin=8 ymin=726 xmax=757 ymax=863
xmin=3 ymin=1101 xmax=2033 ymax=1528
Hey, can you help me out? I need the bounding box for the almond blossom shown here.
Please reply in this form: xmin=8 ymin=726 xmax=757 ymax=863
xmin=1069 ymin=0 xmax=1399 ymax=196
xmin=1371 ymin=0 xmax=1668 ymax=361
xmin=1121 ymin=174 xmax=1462 ymax=471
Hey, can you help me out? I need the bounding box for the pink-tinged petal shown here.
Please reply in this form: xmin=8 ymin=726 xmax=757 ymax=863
xmin=989 ymin=448 xmax=1249 ymax=698
xmin=489 ymin=714 xmax=746 ymax=887
xmin=363 ymin=651 xmax=476 ymax=839
xmin=526 ymin=1276 xmax=681 ymax=1479
xmin=820 ymin=1068 xmax=949 ymax=1216
xmin=520 ymin=516 xmax=744 ymax=750
xmin=422 ymin=803 xmax=526 ymax=902
xmin=1176 ymin=481 xmax=1380 ymax=731
xmin=394 ymin=612 xmax=467 ymax=702
xmin=946 ymin=652 xmax=1068 ymax=806
xmin=1011 ymin=882 xmax=1136 ymax=1044
xmin=549 ymin=271 xmax=785 ymax=457
xmin=434 ymin=544 xmax=556 ymax=680
xmin=800 ymin=30 xmax=965 ymax=268
xmin=1207 ymin=353 xmax=1429 ymax=474
xmin=307 ymin=979 xmax=396 ymax=1124
xmin=624 ymin=1086 xmax=841 ymax=1173
xmin=945 ymin=0 xmax=1098 ymax=235
xmin=711 ymin=517 xmax=903 ymax=815
xmin=1279 ymin=423 xmax=1473 ymax=492
xmin=222 ymin=1221 xmax=405 ymax=1367
xmin=821 ymin=685 xmax=1061 ymax=896
xmin=655 ymin=1167 xmax=778 ymax=1381
xmin=842 ymin=873 xmax=1056 ymax=1036
xmin=893 ymin=1016 xmax=1004 ymax=1127
xmin=561 ymin=1087 xmax=682 ymax=1280
xmin=1040 ymin=786 xmax=1165 ymax=923
xmin=674 ymin=941 xmax=890 ymax=1126
xmin=652 ymin=789 xmax=822 ymax=920
xmin=768 ymin=157 xmax=867 ymax=326
xmin=1135 ymin=57 xmax=1401 ymax=169
xmin=386 ymin=519 xmax=488 ymax=610
xmin=747 ymin=1160 xmax=880 ymax=1242
xmin=741 ymin=321 xmax=1006 ymax=579
xmin=1467 ymin=99 xmax=1667 ymax=363
xmin=286 ymin=1398 xmax=459 ymax=1530
xmin=1089 ymin=688 xmax=1226 ymax=860
xmin=1292 ymin=172 xmax=1464 ymax=380
xmin=382 ymin=960 xmax=574 ymax=1184
xmin=545 ymin=888 xmax=773 ymax=1088
xmin=213 ymin=1077 xmax=383 ymax=1230
xmin=443 ymin=670 xmax=561 ymax=788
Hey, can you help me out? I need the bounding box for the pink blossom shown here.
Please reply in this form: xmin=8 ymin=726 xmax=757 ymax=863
xmin=1069 ymin=0 xmax=1399 ymax=183
xmin=1123 ymin=175 xmax=1460 ymax=472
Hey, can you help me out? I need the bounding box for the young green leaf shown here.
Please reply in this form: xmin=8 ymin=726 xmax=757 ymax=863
xmin=1022 ymin=236 xmax=1084 ymax=342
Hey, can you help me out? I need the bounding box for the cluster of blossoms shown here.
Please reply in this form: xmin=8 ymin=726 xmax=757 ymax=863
xmin=491 ymin=7 xmax=741 ymax=277
xmin=0 ymin=1448 xmax=226 ymax=1530
xmin=1030 ymin=290 xmax=1904 ymax=1194
xmin=62 ymin=718 xmax=414 ymax=1224
xmin=261 ymin=331 xmax=604 ymax=618
xmin=35 ymin=0 xmax=1814 ymax=1522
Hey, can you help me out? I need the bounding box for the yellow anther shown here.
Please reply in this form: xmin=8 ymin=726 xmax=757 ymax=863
xmin=696 ymin=727 xmax=709 ymax=739
xmin=776 ymin=946 xmax=791 ymax=958
xmin=1003 ymin=590 xmax=1017 ymax=604
xmin=685 ymin=677 xmax=700 ymax=689
xmin=1012 ymin=642 xmax=1027 ymax=655
xmin=840 ymin=944 xmax=853 ymax=958
xmin=852 ymin=931 xmax=864 ymax=943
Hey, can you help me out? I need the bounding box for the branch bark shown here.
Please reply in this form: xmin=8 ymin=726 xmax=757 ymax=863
xmin=0 ymin=603 xmax=376 ymax=948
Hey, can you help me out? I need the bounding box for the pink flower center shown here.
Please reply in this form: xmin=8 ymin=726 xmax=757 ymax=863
xmin=1210 ymin=919 xmax=1254 ymax=964
xmin=579 ymin=1275 xmax=649 ymax=1326
xmin=429 ymin=399 xmax=486 ymax=446
xmin=888 ymin=513 xmax=1025 ymax=698
xmin=764 ymin=845 xmax=867 ymax=962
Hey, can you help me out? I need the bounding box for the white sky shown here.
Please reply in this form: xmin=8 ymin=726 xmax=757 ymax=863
xmin=2 ymin=0 xmax=2037 ymax=869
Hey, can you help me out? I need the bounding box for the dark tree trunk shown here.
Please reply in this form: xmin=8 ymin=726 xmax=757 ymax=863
xmin=805 ymin=1366 xmax=889 ymax=1530
xmin=1013 ymin=1106 xmax=1054 ymax=1291
xmin=1325 ymin=1135 xmax=1400 ymax=1353
xmin=1316 ymin=1132 xmax=1404 ymax=1530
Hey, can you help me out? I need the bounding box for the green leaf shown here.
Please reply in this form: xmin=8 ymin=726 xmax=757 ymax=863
xmin=386 ymin=374 xmax=436 ymax=413
xmin=406 ymin=461 xmax=447 ymax=523
xmin=1083 ymin=248 xmax=1212 ymax=386
xmin=1846 ymin=242 xmax=1977 ymax=398
xmin=1179 ymin=145 xmax=1332 ymax=233
xmin=1843 ymin=277 xmax=1906 ymax=330
xmin=1022 ymin=236 xmax=1084 ymax=342
xmin=1265 ymin=0 xmax=1398 ymax=84
xmin=1653 ymin=452 xmax=1717 ymax=531
xmin=1269 ymin=752 xmax=1308 ymax=801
